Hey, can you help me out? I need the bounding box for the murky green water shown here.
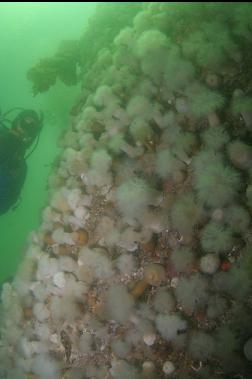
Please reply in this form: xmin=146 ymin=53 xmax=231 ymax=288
xmin=0 ymin=3 xmax=96 ymax=283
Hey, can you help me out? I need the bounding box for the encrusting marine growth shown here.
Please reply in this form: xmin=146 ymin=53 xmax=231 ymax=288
xmin=1 ymin=3 xmax=252 ymax=379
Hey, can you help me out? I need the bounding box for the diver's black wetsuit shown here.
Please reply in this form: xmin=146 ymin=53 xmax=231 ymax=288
xmin=0 ymin=126 xmax=27 ymax=214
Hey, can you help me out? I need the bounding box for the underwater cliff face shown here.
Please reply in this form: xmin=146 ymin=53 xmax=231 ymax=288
xmin=1 ymin=2 xmax=252 ymax=379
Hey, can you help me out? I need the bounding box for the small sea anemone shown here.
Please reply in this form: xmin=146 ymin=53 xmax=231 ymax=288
xmin=127 ymin=95 xmax=152 ymax=120
xmin=114 ymin=27 xmax=135 ymax=47
xmin=201 ymin=222 xmax=234 ymax=254
xmin=110 ymin=360 xmax=139 ymax=379
xmin=115 ymin=178 xmax=153 ymax=221
xmin=214 ymin=265 xmax=252 ymax=300
xmin=186 ymin=83 xmax=225 ymax=118
xmin=194 ymin=161 xmax=240 ymax=208
xmin=133 ymin=11 xmax=153 ymax=33
xmin=93 ymin=85 xmax=118 ymax=108
xmin=153 ymin=288 xmax=175 ymax=314
xmin=200 ymin=253 xmax=220 ymax=274
xmin=162 ymin=361 xmax=175 ymax=376
xmin=155 ymin=314 xmax=187 ymax=342
xmin=201 ymin=125 xmax=230 ymax=151
xmin=32 ymin=354 xmax=61 ymax=379
xmin=225 ymin=205 xmax=250 ymax=234
xmin=188 ymin=331 xmax=215 ymax=361
xmin=192 ymin=149 xmax=223 ymax=174
xmin=107 ymin=133 xmax=125 ymax=154
xmin=116 ymin=254 xmax=136 ymax=275
xmin=136 ymin=30 xmax=171 ymax=84
xmin=174 ymin=273 xmax=209 ymax=313
xmin=136 ymin=29 xmax=169 ymax=59
xmin=105 ymin=284 xmax=134 ymax=323
xmin=78 ymin=247 xmax=113 ymax=281
xmin=227 ymin=140 xmax=252 ymax=170
xmin=156 ymin=149 xmax=185 ymax=182
xmin=129 ymin=117 xmax=154 ymax=144
xmin=206 ymin=295 xmax=228 ymax=319
xmin=164 ymin=46 xmax=195 ymax=91
xmin=170 ymin=194 xmax=202 ymax=238
xmin=90 ymin=149 xmax=112 ymax=173
xmin=170 ymin=247 xmax=195 ymax=273
xmin=111 ymin=339 xmax=131 ymax=358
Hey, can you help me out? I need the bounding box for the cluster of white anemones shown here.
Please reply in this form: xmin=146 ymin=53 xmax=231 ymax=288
xmin=1 ymin=3 xmax=252 ymax=379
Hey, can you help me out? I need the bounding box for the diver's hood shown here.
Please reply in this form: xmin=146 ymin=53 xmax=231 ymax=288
xmin=11 ymin=109 xmax=43 ymax=147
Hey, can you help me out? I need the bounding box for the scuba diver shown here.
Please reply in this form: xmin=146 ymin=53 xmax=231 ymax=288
xmin=0 ymin=108 xmax=43 ymax=215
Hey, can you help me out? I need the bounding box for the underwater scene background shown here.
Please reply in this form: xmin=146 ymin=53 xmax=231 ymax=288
xmin=0 ymin=2 xmax=252 ymax=379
